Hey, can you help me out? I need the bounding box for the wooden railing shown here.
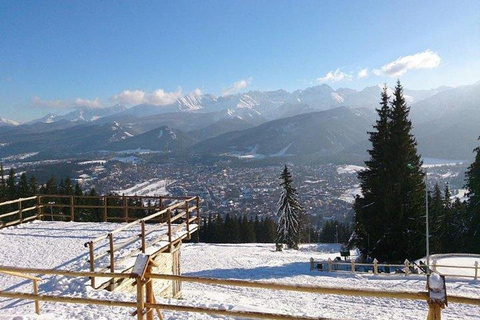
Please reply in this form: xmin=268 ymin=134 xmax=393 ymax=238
xmin=1 ymin=265 xmax=479 ymax=320
xmin=0 ymin=194 xmax=200 ymax=227
xmin=84 ymin=196 xmax=200 ymax=289
xmin=311 ymin=257 xmax=480 ymax=280
xmin=0 ymin=196 xmax=39 ymax=228
xmin=0 ymin=269 xmax=41 ymax=315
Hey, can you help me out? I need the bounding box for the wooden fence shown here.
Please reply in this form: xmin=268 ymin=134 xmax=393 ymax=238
xmin=0 ymin=194 xmax=199 ymax=227
xmin=84 ymin=196 xmax=200 ymax=289
xmin=311 ymin=257 xmax=480 ymax=280
xmin=1 ymin=265 xmax=479 ymax=320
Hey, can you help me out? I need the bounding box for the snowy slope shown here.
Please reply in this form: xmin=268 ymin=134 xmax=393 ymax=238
xmin=1 ymin=221 xmax=479 ymax=320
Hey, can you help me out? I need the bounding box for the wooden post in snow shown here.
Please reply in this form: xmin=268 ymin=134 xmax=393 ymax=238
xmin=474 ymin=261 xmax=478 ymax=280
xmin=373 ymin=259 xmax=378 ymax=275
xmin=351 ymin=260 xmax=355 ymax=273
xmin=327 ymin=258 xmax=332 ymax=272
xmin=405 ymin=259 xmax=410 ymax=276
xmin=310 ymin=258 xmax=315 ymax=271
xmin=103 ymin=195 xmax=108 ymax=222
xmin=70 ymin=195 xmax=74 ymax=221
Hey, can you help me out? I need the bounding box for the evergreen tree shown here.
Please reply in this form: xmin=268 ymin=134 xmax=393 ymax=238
xmin=276 ymin=165 xmax=303 ymax=250
xmin=0 ymin=163 xmax=5 ymax=201
xmin=353 ymin=81 xmax=425 ymax=262
xmin=6 ymin=168 xmax=16 ymax=200
xmin=465 ymin=137 xmax=480 ymax=253
xmin=353 ymin=85 xmax=391 ymax=257
xmin=29 ymin=176 xmax=38 ymax=195
xmin=17 ymin=173 xmax=29 ymax=198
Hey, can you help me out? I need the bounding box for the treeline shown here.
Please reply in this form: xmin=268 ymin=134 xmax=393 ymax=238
xmin=0 ymin=165 xmax=94 ymax=202
xmin=318 ymin=220 xmax=352 ymax=244
xmin=199 ymin=214 xmax=277 ymax=243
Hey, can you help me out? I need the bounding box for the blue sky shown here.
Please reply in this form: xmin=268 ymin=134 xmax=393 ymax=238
xmin=1 ymin=0 xmax=479 ymax=122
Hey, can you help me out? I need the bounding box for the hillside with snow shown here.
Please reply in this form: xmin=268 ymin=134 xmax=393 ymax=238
xmin=1 ymin=221 xmax=479 ymax=320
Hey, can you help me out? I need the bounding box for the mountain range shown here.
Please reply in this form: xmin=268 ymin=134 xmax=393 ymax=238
xmin=0 ymin=82 xmax=478 ymax=162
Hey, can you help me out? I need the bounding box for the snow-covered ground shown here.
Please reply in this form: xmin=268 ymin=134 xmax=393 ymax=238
xmin=1 ymin=221 xmax=480 ymax=320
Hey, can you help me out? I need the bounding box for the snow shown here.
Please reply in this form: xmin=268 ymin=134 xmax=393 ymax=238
xmin=422 ymin=158 xmax=464 ymax=168
xmin=112 ymin=179 xmax=172 ymax=196
xmin=78 ymin=160 xmax=107 ymax=165
xmin=1 ymin=222 xmax=480 ymax=319
xmin=337 ymin=165 xmax=365 ymax=174
xmin=339 ymin=184 xmax=361 ymax=203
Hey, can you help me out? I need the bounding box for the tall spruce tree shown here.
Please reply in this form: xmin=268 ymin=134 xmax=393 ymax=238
xmin=276 ymin=165 xmax=303 ymax=250
xmin=465 ymin=137 xmax=480 ymax=253
xmin=353 ymin=85 xmax=391 ymax=258
xmin=354 ymin=81 xmax=425 ymax=262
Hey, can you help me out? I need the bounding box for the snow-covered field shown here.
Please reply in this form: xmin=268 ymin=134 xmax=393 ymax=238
xmin=1 ymin=221 xmax=480 ymax=320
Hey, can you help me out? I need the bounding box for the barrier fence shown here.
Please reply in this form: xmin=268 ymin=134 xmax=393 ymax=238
xmin=1 ymin=265 xmax=479 ymax=320
xmin=311 ymin=257 xmax=480 ymax=280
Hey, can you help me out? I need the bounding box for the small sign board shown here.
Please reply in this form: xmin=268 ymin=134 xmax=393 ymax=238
xmin=132 ymin=254 xmax=150 ymax=279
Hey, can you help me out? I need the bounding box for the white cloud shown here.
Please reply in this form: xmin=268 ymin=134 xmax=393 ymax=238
xmin=357 ymin=68 xmax=369 ymax=79
xmin=377 ymin=50 xmax=441 ymax=77
xmin=372 ymin=69 xmax=383 ymax=76
xmin=74 ymin=97 xmax=102 ymax=108
xmin=32 ymin=96 xmax=69 ymax=109
xmin=222 ymin=78 xmax=252 ymax=96
xmin=147 ymin=88 xmax=183 ymax=106
xmin=111 ymin=90 xmax=146 ymax=105
xmin=316 ymin=69 xmax=352 ymax=82
xmin=194 ymin=88 xmax=202 ymax=96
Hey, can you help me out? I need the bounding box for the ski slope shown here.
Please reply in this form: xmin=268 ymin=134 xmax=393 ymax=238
xmin=1 ymin=221 xmax=480 ymax=319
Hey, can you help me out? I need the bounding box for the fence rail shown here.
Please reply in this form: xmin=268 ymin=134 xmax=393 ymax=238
xmin=1 ymin=265 xmax=479 ymax=320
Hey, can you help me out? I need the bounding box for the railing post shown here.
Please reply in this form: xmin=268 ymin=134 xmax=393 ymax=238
xmin=327 ymin=258 xmax=332 ymax=272
xmin=167 ymin=209 xmax=172 ymax=250
xmin=474 ymin=261 xmax=478 ymax=280
xmin=88 ymin=241 xmax=96 ymax=288
xmin=373 ymin=258 xmax=378 ymax=275
xmin=33 ymin=278 xmax=40 ymax=314
xmin=185 ymin=200 xmax=190 ymax=240
xmin=433 ymin=260 xmax=437 ymax=273
xmin=196 ymin=196 xmax=200 ymax=224
xmin=108 ymin=233 xmax=115 ymax=290
xmin=310 ymin=258 xmax=315 ymax=271
xmin=36 ymin=195 xmax=42 ymax=219
xmin=351 ymin=260 xmax=355 ymax=273
xmin=123 ymin=195 xmax=128 ymax=222
xmin=405 ymin=259 xmax=410 ymax=276
xmin=18 ymin=200 xmax=23 ymax=224
xmin=141 ymin=221 xmax=146 ymax=254
xmin=70 ymin=195 xmax=74 ymax=221
xmin=136 ymin=276 xmax=145 ymax=320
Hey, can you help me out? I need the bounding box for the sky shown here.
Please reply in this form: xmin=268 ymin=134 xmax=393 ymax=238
xmin=1 ymin=0 xmax=479 ymax=122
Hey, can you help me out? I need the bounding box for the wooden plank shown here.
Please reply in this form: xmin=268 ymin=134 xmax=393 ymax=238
xmin=0 ymin=270 xmax=42 ymax=281
xmin=0 ymin=196 xmax=37 ymax=206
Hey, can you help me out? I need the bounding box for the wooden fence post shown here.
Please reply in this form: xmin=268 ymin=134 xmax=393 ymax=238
xmin=141 ymin=221 xmax=146 ymax=254
xmin=36 ymin=195 xmax=42 ymax=219
xmin=103 ymin=195 xmax=108 ymax=222
xmin=185 ymin=200 xmax=190 ymax=240
xmin=108 ymin=233 xmax=115 ymax=289
xmin=70 ymin=196 xmax=74 ymax=221
xmin=123 ymin=195 xmax=128 ymax=222
xmin=327 ymin=258 xmax=332 ymax=272
xmin=310 ymin=258 xmax=314 ymax=271
xmin=167 ymin=209 xmax=172 ymax=250
xmin=136 ymin=277 xmax=145 ymax=320
xmin=474 ymin=261 xmax=478 ymax=280
xmin=405 ymin=259 xmax=410 ymax=276
xmin=88 ymin=241 xmax=96 ymax=288
xmin=196 ymin=196 xmax=200 ymax=227
xmin=433 ymin=260 xmax=437 ymax=273
xmin=351 ymin=260 xmax=355 ymax=273
xmin=33 ymin=278 xmax=40 ymax=314
xmin=18 ymin=201 xmax=23 ymax=224
xmin=373 ymin=259 xmax=378 ymax=275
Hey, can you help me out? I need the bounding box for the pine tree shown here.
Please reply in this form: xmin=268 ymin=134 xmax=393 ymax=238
xmin=465 ymin=137 xmax=480 ymax=253
xmin=353 ymin=85 xmax=391 ymax=257
xmin=353 ymin=81 xmax=425 ymax=262
xmin=276 ymin=165 xmax=303 ymax=250
xmin=6 ymin=168 xmax=16 ymax=200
